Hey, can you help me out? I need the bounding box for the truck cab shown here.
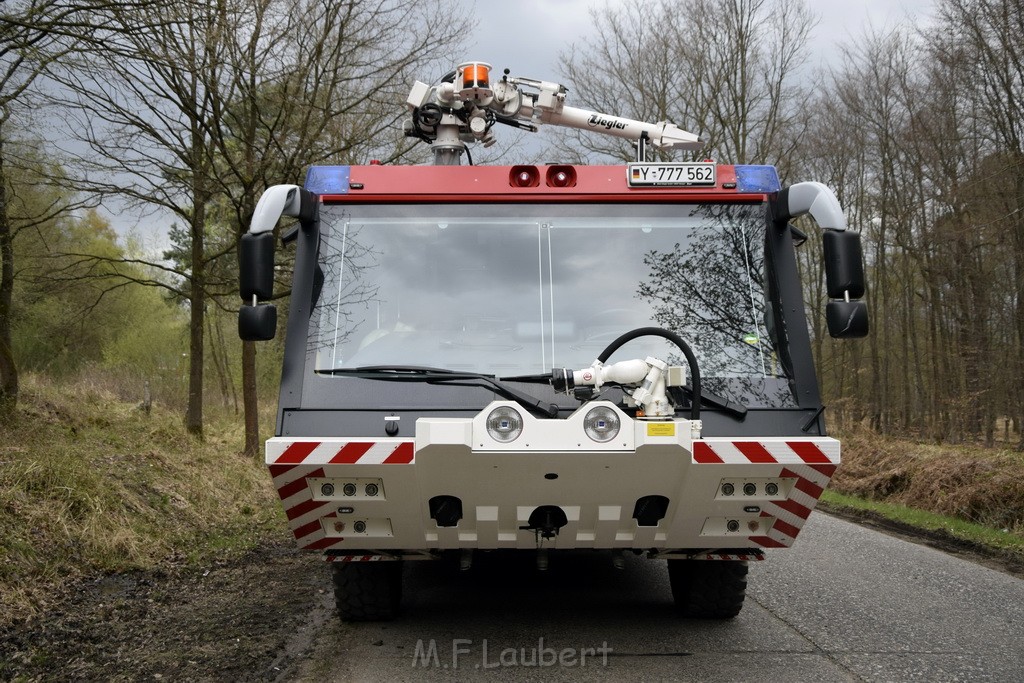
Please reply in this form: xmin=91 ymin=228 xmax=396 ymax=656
xmin=239 ymin=63 xmax=867 ymax=621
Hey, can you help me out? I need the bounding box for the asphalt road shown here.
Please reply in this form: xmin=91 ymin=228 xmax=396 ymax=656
xmin=287 ymin=514 xmax=1024 ymax=681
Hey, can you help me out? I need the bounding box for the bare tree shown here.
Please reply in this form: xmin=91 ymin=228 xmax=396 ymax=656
xmin=0 ymin=0 xmax=100 ymax=420
xmin=789 ymin=7 xmax=1024 ymax=446
xmin=930 ymin=0 xmax=1024 ymax=448
xmin=202 ymin=0 xmax=469 ymax=456
xmin=45 ymin=0 xmax=237 ymax=435
xmin=555 ymin=0 xmax=815 ymax=172
xmin=45 ymin=0 xmax=468 ymax=442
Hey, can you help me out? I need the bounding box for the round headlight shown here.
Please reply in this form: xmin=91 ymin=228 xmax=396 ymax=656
xmin=486 ymin=406 xmax=523 ymax=443
xmin=584 ymin=405 xmax=620 ymax=443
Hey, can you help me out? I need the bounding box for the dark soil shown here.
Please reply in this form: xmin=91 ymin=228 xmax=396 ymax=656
xmin=0 ymin=536 xmax=334 ymax=682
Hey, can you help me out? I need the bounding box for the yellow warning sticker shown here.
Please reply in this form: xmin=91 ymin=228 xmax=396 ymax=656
xmin=646 ymin=423 xmax=676 ymax=437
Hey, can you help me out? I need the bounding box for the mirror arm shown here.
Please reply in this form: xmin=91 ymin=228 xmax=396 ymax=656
xmin=777 ymin=182 xmax=846 ymax=231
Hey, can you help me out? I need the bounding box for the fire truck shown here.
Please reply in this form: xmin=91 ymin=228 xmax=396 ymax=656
xmin=238 ymin=62 xmax=868 ymax=621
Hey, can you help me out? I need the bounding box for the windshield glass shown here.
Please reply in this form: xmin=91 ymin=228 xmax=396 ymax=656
xmin=309 ymin=203 xmax=795 ymax=408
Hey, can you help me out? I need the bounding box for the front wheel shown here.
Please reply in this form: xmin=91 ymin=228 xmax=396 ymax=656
xmin=668 ymin=559 xmax=747 ymax=619
xmin=331 ymin=561 xmax=403 ymax=621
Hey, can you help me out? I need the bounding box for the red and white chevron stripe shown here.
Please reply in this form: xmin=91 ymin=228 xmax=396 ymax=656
xmin=748 ymin=463 xmax=837 ymax=548
xmin=691 ymin=438 xmax=839 ymax=550
xmin=265 ymin=439 xmax=413 ymax=550
xmin=267 ymin=436 xmax=838 ymax=553
xmin=692 ymin=438 xmax=839 ymax=465
xmin=267 ymin=439 xmax=415 ymax=465
xmin=690 ymin=550 xmax=766 ymax=561
xmin=266 ymin=462 xmax=333 ymax=549
xmin=325 ymin=554 xmax=395 ymax=562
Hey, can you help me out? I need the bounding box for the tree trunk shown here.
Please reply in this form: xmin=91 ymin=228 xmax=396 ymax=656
xmin=243 ymin=340 xmax=259 ymax=459
xmin=207 ymin=313 xmax=233 ymax=410
xmin=185 ymin=201 xmax=205 ymax=436
xmin=0 ymin=129 xmax=18 ymax=421
xmin=238 ymin=184 xmax=261 ymax=459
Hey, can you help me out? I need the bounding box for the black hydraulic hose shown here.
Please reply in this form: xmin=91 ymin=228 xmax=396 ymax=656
xmin=596 ymin=327 xmax=701 ymax=420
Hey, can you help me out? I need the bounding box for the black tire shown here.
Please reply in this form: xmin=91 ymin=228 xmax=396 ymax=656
xmin=667 ymin=559 xmax=747 ymax=619
xmin=331 ymin=561 xmax=403 ymax=621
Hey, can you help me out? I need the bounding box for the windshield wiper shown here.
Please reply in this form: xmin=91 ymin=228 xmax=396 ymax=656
xmin=320 ymin=366 xmax=559 ymax=418
xmin=498 ymin=372 xmax=551 ymax=383
xmin=348 ymin=365 xmax=476 ymax=375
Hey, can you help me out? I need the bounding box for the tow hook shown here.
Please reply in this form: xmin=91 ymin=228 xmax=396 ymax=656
xmin=519 ymin=505 xmax=568 ymax=540
xmin=519 ymin=506 xmax=569 ymax=571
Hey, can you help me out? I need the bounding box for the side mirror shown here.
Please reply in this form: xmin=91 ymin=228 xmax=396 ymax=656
xmin=823 ymin=230 xmax=865 ymax=299
xmin=238 ymin=184 xmax=317 ymax=342
xmin=239 ymin=304 xmax=277 ymax=342
xmin=239 ymin=232 xmax=277 ymax=341
xmin=240 ymin=232 xmax=275 ymax=301
xmin=822 ymin=230 xmax=868 ymax=338
xmin=826 ymin=300 xmax=869 ymax=338
xmin=778 ymin=182 xmax=869 ymax=340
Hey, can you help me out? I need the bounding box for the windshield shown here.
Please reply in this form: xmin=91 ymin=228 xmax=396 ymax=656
xmin=309 ymin=202 xmax=795 ymax=408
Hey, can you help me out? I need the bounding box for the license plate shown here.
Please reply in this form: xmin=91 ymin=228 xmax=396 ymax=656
xmin=627 ymin=163 xmax=716 ymax=187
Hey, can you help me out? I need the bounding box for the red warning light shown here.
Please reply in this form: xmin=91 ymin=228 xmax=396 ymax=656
xmin=509 ymin=165 xmax=540 ymax=187
xmin=546 ymin=165 xmax=577 ymax=188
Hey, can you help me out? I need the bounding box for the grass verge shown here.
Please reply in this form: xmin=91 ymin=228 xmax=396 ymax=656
xmin=821 ymin=490 xmax=1024 ymax=557
xmin=832 ymin=431 xmax=1024 ymax=534
xmin=0 ymin=375 xmax=286 ymax=625
xmin=824 ymin=431 xmax=1024 ymax=571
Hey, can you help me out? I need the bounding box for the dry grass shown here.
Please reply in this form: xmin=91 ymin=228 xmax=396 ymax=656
xmin=833 ymin=429 xmax=1024 ymax=534
xmin=0 ymin=374 xmax=285 ymax=625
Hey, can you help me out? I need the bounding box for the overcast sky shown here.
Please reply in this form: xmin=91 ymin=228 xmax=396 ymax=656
xmin=458 ymin=0 xmax=936 ymax=80
xmin=421 ymin=0 xmax=935 ymax=164
xmin=110 ymin=0 xmax=939 ymax=247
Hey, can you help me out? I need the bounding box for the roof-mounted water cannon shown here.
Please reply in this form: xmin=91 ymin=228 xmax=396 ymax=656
xmin=551 ymin=357 xmax=687 ymax=418
xmin=406 ymin=61 xmax=705 ymax=165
